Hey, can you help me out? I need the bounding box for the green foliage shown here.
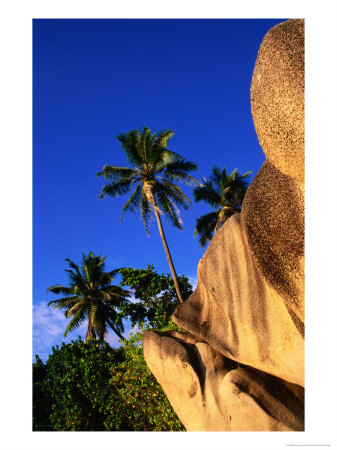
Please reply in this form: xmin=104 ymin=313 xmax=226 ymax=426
xmin=193 ymin=165 xmax=251 ymax=246
xmin=97 ymin=126 xmax=199 ymax=235
xmin=108 ymin=332 xmax=184 ymax=431
xmin=118 ymin=264 xmax=193 ymax=329
xmin=47 ymin=252 xmax=130 ymax=342
xmin=33 ymin=337 xmax=185 ymax=431
xmin=33 ymin=355 xmax=51 ymax=431
xmin=33 ymin=338 xmax=124 ymax=431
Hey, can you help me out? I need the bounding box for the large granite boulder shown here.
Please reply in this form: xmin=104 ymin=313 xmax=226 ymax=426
xmin=241 ymin=160 xmax=304 ymax=336
xmin=143 ymin=330 xmax=304 ymax=431
xmin=172 ymin=213 xmax=304 ymax=387
xmin=250 ymin=19 xmax=304 ymax=183
xmin=143 ymin=18 xmax=305 ymax=431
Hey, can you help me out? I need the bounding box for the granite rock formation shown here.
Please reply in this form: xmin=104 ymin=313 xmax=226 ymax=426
xmin=143 ymin=19 xmax=305 ymax=431
xmin=250 ymin=18 xmax=305 ymax=184
xmin=143 ymin=330 xmax=304 ymax=431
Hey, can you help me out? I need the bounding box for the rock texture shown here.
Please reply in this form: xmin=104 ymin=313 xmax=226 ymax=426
xmin=172 ymin=213 xmax=304 ymax=387
xmin=241 ymin=160 xmax=305 ymax=336
xmin=251 ymin=19 xmax=305 ymax=183
xmin=143 ymin=330 xmax=304 ymax=431
xmin=143 ymin=19 xmax=305 ymax=432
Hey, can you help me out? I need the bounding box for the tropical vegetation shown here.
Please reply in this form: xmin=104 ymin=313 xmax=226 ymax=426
xmin=193 ymin=165 xmax=251 ymax=247
xmin=118 ymin=264 xmax=193 ymax=330
xmin=97 ymin=126 xmax=199 ymax=304
xmin=35 ymin=263 xmax=190 ymax=431
xmin=47 ymin=252 xmax=130 ymax=342
xmin=33 ymin=336 xmax=184 ymax=431
xmin=34 ymin=124 xmax=252 ymax=432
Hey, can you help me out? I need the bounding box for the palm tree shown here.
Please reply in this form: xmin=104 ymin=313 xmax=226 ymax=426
xmin=47 ymin=252 xmax=130 ymax=343
xmin=193 ymin=165 xmax=251 ymax=247
xmin=97 ymin=126 xmax=199 ymax=304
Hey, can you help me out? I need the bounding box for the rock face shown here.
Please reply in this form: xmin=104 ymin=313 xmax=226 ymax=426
xmin=143 ymin=331 xmax=304 ymax=431
xmin=241 ymin=160 xmax=305 ymax=336
xmin=250 ymin=19 xmax=305 ymax=184
xmin=172 ymin=213 xmax=304 ymax=387
xmin=143 ymin=19 xmax=305 ymax=431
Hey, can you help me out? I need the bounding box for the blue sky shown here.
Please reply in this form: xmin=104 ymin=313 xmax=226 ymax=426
xmin=33 ymin=18 xmax=287 ymax=360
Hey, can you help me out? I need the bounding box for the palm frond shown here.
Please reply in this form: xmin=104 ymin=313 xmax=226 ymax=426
xmin=106 ymin=316 xmax=125 ymax=337
xmin=64 ymin=257 xmax=82 ymax=274
xmin=46 ymin=285 xmax=74 ymax=295
xmin=153 ymin=129 xmax=174 ymax=149
xmin=120 ymin=182 xmax=143 ymax=221
xmin=193 ymin=181 xmax=222 ymax=207
xmin=148 ymin=129 xmax=177 ymax=163
xmin=230 ymin=170 xmax=252 ymax=196
xmin=210 ymin=165 xmax=224 ymax=185
xmin=65 ymin=257 xmax=86 ymax=280
xmin=194 ymin=210 xmax=220 ymax=247
xmin=100 ymin=285 xmax=130 ymax=299
xmin=241 ymin=170 xmax=252 ymax=179
xmin=66 ymin=299 xmax=86 ymax=317
xmin=63 ymin=269 xmax=89 ymax=293
xmin=48 ymin=296 xmax=79 ymax=308
xmin=163 ymin=159 xmax=199 ymax=186
xmin=215 ymin=206 xmax=238 ymax=231
xmin=155 ymin=188 xmax=183 ymax=230
xmin=141 ymin=126 xmax=154 ymax=162
xmin=164 ymin=158 xmax=198 ymax=174
xmin=193 ymin=165 xmax=251 ymax=247
xmin=96 ymin=166 xmax=135 ymax=181
xmin=92 ymin=306 xmax=108 ymax=341
xmin=99 ymin=271 xmax=114 ymax=287
xmin=140 ymin=193 xmax=153 ymax=236
xmin=151 ymin=149 xmax=182 ymax=170
xmin=99 ymin=178 xmax=134 ymax=199
xmin=63 ymin=307 xmax=87 ymax=337
xmin=107 ymin=310 xmax=124 ymax=333
xmin=80 ymin=252 xmax=105 ymax=285
xmin=165 ymin=172 xmax=200 ymax=187
xmin=116 ymin=129 xmax=145 ymax=168
xmin=157 ymin=180 xmax=191 ymax=210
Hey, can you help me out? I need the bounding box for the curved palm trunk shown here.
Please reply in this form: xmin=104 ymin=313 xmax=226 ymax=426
xmin=152 ymin=200 xmax=184 ymax=304
xmin=110 ymin=325 xmax=126 ymax=342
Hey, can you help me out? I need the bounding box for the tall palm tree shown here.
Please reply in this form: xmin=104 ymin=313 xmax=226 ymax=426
xmin=47 ymin=252 xmax=130 ymax=342
xmin=193 ymin=165 xmax=251 ymax=247
xmin=97 ymin=126 xmax=199 ymax=304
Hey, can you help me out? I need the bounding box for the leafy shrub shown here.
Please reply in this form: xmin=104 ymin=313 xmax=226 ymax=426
xmin=107 ymin=331 xmax=184 ymax=431
xmin=118 ymin=264 xmax=193 ymax=330
xmin=33 ymin=355 xmax=51 ymax=431
xmin=33 ymin=336 xmax=184 ymax=431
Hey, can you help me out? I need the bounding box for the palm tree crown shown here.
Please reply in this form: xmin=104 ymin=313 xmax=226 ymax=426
xmin=97 ymin=126 xmax=199 ymax=303
xmin=47 ymin=252 xmax=130 ymax=342
xmin=193 ymin=165 xmax=251 ymax=247
xmin=97 ymin=126 xmax=198 ymax=234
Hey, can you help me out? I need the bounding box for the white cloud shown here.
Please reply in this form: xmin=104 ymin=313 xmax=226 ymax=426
xmin=33 ymin=302 xmax=87 ymax=361
xmin=33 ymin=301 xmax=137 ymax=361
